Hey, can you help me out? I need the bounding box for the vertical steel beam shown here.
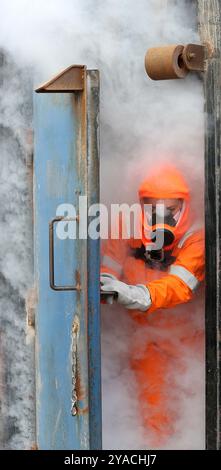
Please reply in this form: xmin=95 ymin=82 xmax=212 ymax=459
xmin=198 ymin=0 xmax=221 ymax=450
xmin=86 ymin=70 xmax=102 ymax=449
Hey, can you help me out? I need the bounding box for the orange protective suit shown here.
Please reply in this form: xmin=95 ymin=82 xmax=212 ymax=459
xmin=101 ymin=165 xmax=205 ymax=446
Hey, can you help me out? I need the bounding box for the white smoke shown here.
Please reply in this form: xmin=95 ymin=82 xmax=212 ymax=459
xmin=102 ymin=297 xmax=205 ymax=450
xmin=0 ymin=0 xmax=204 ymax=449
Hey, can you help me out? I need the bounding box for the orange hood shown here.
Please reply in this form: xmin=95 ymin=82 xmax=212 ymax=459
xmin=138 ymin=164 xmax=190 ymax=201
xmin=138 ymin=164 xmax=191 ymax=250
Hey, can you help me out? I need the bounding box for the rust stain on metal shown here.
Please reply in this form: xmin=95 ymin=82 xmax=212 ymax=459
xmin=71 ymin=315 xmax=80 ymax=415
xmin=73 ymin=66 xmax=87 ymax=182
xmin=74 ymin=339 xmax=88 ymax=415
xmin=182 ymin=43 xmax=206 ymax=71
xmin=30 ymin=444 xmax=39 ymax=450
xmin=35 ymin=65 xmax=85 ymax=93
xmin=75 ymin=360 xmax=85 ymax=403
xmin=71 ymin=314 xmax=88 ymax=416
xmin=75 ymin=269 xmax=81 ymax=291
xmin=25 ymin=285 xmax=38 ymax=327
xmin=76 ymin=406 xmax=89 ymax=416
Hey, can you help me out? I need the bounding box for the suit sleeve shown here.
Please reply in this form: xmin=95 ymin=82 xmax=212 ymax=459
xmin=146 ymin=230 xmax=205 ymax=313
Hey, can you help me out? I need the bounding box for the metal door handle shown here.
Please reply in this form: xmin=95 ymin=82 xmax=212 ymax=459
xmin=49 ymin=216 xmax=81 ymax=291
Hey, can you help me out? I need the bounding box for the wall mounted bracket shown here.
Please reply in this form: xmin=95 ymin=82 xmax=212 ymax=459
xmin=145 ymin=43 xmax=212 ymax=80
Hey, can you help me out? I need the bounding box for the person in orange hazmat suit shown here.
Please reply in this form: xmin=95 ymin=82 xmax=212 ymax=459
xmin=100 ymin=164 xmax=205 ymax=446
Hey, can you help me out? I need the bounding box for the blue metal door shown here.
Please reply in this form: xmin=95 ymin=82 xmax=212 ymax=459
xmin=34 ymin=66 xmax=101 ymax=450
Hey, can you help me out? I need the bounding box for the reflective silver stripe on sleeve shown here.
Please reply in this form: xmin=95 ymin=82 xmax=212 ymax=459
xmin=177 ymin=223 xmax=202 ymax=248
xmin=102 ymin=255 xmax=123 ymax=276
xmin=169 ymin=265 xmax=200 ymax=291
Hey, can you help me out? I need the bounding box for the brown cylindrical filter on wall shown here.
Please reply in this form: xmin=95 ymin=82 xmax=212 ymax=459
xmin=145 ymin=45 xmax=189 ymax=80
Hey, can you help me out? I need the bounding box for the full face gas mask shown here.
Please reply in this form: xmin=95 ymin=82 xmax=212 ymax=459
xmin=137 ymin=164 xmax=191 ymax=263
xmin=141 ymin=201 xmax=184 ymax=262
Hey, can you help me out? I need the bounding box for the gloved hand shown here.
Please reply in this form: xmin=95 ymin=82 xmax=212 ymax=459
xmin=100 ymin=273 xmax=118 ymax=304
xmin=100 ymin=274 xmax=151 ymax=311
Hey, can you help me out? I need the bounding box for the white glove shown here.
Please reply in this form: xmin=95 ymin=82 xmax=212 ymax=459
xmin=100 ymin=274 xmax=151 ymax=311
xmin=100 ymin=273 xmax=118 ymax=304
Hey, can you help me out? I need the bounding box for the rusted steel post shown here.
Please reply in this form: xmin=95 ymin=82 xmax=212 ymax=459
xmin=86 ymin=70 xmax=102 ymax=450
xmin=198 ymin=0 xmax=221 ymax=450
